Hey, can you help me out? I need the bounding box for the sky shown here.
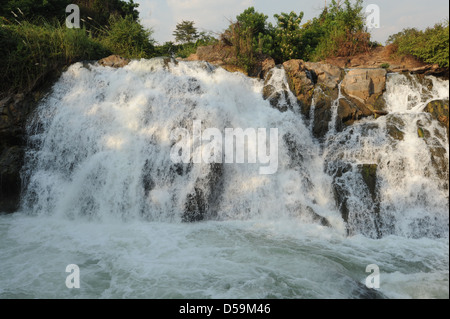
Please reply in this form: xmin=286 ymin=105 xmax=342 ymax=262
xmin=134 ymin=0 xmax=449 ymax=45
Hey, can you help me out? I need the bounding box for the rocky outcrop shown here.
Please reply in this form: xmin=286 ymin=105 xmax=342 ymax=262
xmin=98 ymin=55 xmax=130 ymax=68
xmin=278 ymin=61 xmax=389 ymax=139
xmin=0 ymin=146 xmax=24 ymax=213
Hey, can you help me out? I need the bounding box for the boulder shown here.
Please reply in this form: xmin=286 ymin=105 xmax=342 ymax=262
xmin=98 ymin=55 xmax=130 ymax=68
xmin=386 ymin=115 xmax=406 ymax=141
xmin=342 ymin=68 xmax=387 ymax=112
xmin=337 ymin=98 xmax=374 ymax=128
xmin=305 ymin=62 xmax=344 ymax=97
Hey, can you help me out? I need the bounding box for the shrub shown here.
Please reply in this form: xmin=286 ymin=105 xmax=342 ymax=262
xmin=273 ymin=11 xmax=304 ymax=61
xmin=387 ymin=22 xmax=449 ymax=68
xmin=307 ymin=0 xmax=369 ymax=60
xmin=100 ymin=15 xmax=154 ymax=59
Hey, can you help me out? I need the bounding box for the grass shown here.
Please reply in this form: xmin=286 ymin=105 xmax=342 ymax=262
xmin=0 ymin=20 xmax=109 ymax=95
xmin=0 ymin=13 xmax=157 ymax=96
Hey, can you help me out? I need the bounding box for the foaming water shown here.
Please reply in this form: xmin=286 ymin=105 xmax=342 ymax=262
xmin=0 ymin=60 xmax=448 ymax=299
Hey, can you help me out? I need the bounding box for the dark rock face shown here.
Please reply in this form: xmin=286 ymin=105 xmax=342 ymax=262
xmin=0 ymin=146 xmax=24 ymax=213
xmin=312 ymin=98 xmax=333 ymax=139
xmin=337 ymin=98 xmax=374 ymax=128
xmin=328 ymin=162 xmax=383 ymax=238
xmin=183 ymin=163 xmax=224 ymax=222
xmin=0 ymin=93 xmax=44 ymax=213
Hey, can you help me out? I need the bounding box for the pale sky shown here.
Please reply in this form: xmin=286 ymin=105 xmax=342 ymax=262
xmin=135 ymin=0 xmax=449 ymax=45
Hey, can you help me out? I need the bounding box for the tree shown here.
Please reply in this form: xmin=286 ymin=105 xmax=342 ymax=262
xmin=173 ymin=20 xmax=199 ymax=44
xmin=274 ymin=11 xmax=304 ymax=61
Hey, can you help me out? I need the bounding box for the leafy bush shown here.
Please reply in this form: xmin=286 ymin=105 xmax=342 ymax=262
xmin=219 ymin=1 xmax=369 ymax=67
xmin=273 ymin=11 xmax=304 ymax=61
xmin=306 ymin=0 xmax=369 ymax=60
xmin=387 ymin=22 xmax=449 ymax=68
xmin=100 ymin=15 xmax=154 ymax=59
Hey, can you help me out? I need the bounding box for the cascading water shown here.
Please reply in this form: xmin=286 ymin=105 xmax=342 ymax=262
xmin=0 ymin=59 xmax=448 ymax=299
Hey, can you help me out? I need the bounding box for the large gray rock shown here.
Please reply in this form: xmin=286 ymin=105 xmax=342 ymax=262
xmin=305 ymin=62 xmax=343 ymax=93
xmin=342 ymin=69 xmax=387 ymax=113
xmin=342 ymin=69 xmax=386 ymax=101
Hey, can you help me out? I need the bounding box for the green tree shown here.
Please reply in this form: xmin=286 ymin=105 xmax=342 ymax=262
xmin=273 ymin=11 xmax=304 ymax=61
xmin=101 ymin=15 xmax=155 ymax=59
xmin=173 ymin=21 xmax=199 ymax=44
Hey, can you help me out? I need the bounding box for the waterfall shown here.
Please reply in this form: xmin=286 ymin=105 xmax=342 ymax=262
xmin=1 ymin=59 xmax=447 ymax=299
xmin=20 ymin=60 xmax=449 ymax=239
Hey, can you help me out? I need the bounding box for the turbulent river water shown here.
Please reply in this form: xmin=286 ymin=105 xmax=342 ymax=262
xmin=0 ymin=59 xmax=448 ymax=299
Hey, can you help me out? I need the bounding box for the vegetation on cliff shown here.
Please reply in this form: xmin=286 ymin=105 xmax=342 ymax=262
xmin=0 ymin=0 xmax=153 ymax=96
xmin=387 ymin=21 xmax=449 ymax=68
xmin=220 ymin=0 xmax=372 ymax=72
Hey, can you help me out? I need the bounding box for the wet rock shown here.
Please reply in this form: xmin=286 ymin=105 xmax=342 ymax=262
xmin=283 ymin=59 xmax=315 ymax=113
xmin=358 ymin=164 xmax=378 ymax=203
xmin=304 ymin=206 xmax=331 ymax=227
xmin=312 ymin=97 xmax=333 ymax=139
xmin=183 ymin=163 xmax=223 ymax=222
xmin=0 ymin=146 xmax=24 ymax=213
xmin=337 ymin=98 xmax=374 ymax=129
xmin=329 ymin=163 xmax=352 ymax=223
xmin=262 ymin=67 xmax=294 ymax=113
xmin=386 ymin=115 xmax=406 ymax=141
xmin=98 ymin=55 xmax=130 ymax=68
xmin=424 ymin=99 xmax=449 ymax=137
xmin=328 ymin=162 xmax=382 ymax=238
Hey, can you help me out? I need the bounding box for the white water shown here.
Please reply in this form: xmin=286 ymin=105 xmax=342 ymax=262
xmin=0 ymin=60 xmax=448 ymax=299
